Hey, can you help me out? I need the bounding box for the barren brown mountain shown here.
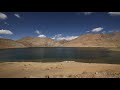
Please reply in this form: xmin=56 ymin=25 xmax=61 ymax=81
xmin=16 ymin=36 xmax=34 ymax=47
xmin=63 ymin=32 xmax=120 ymax=47
xmin=58 ymin=39 xmax=69 ymax=44
xmin=16 ymin=37 xmax=62 ymax=47
xmin=0 ymin=38 xmax=26 ymax=49
xmin=1 ymin=32 xmax=120 ymax=49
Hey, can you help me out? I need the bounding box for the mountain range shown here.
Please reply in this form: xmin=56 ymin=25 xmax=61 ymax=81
xmin=0 ymin=32 xmax=120 ymax=49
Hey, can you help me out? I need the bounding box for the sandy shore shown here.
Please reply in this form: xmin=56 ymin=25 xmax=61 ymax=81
xmin=0 ymin=61 xmax=120 ymax=78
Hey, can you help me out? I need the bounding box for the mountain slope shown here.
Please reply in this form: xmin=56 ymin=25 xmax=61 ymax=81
xmin=16 ymin=36 xmax=34 ymax=47
xmin=17 ymin=37 xmax=62 ymax=47
xmin=0 ymin=38 xmax=26 ymax=49
xmin=63 ymin=33 xmax=120 ymax=47
xmin=1 ymin=32 xmax=120 ymax=49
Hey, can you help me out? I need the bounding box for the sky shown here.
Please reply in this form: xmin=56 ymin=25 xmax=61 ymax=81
xmin=0 ymin=12 xmax=120 ymax=40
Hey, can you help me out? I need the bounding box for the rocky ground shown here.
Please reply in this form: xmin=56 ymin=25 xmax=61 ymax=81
xmin=0 ymin=61 xmax=120 ymax=78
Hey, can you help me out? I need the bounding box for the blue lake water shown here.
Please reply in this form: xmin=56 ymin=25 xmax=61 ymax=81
xmin=0 ymin=47 xmax=120 ymax=64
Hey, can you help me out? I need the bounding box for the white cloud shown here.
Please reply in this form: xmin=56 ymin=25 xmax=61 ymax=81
xmin=102 ymin=31 xmax=106 ymax=34
xmin=38 ymin=34 xmax=46 ymax=38
xmin=0 ymin=12 xmax=7 ymax=20
xmin=91 ymin=27 xmax=103 ymax=32
xmin=52 ymin=34 xmax=62 ymax=40
xmin=0 ymin=29 xmax=13 ymax=35
xmin=14 ymin=13 xmax=21 ymax=18
xmin=36 ymin=30 xmax=45 ymax=38
xmin=4 ymin=22 xmax=9 ymax=25
xmin=86 ymin=31 xmax=90 ymax=33
xmin=108 ymin=12 xmax=120 ymax=16
xmin=35 ymin=30 xmax=41 ymax=34
xmin=81 ymin=12 xmax=94 ymax=15
xmin=52 ymin=34 xmax=78 ymax=41
xmin=63 ymin=36 xmax=79 ymax=40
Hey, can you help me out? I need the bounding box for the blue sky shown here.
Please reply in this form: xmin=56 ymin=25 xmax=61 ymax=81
xmin=0 ymin=12 xmax=120 ymax=40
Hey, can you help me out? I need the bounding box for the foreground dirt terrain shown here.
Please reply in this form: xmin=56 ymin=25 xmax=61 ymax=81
xmin=0 ymin=61 xmax=120 ymax=78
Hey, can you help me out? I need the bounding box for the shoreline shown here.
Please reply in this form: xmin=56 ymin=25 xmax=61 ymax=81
xmin=0 ymin=61 xmax=120 ymax=78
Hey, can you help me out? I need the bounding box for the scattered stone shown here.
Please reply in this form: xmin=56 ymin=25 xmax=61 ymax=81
xmin=58 ymin=75 xmax=64 ymax=78
xmin=68 ymin=75 xmax=73 ymax=78
xmin=95 ymin=72 xmax=99 ymax=74
xmin=45 ymin=75 xmax=50 ymax=78
xmin=50 ymin=67 xmax=53 ymax=69
xmin=82 ymin=71 xmax=87 ymax=74
xmin=45 ymin=68 xmax=50 ymax=70
xmin=24 ymin=64 xmax=27 ymax=67
xmin=24 ymin=77 xmax=27 ymax=78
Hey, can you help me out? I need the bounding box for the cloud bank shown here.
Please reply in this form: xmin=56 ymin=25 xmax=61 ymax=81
xmin=52 ymin=34 xmax=78 ymax=41
xmin=0 ymin=12 xmax=7 ymax=20
xmin=0 ymin=29 xmax=13 ymax=35
xmin=80 ymin=12 xmax=94 ymax=15
xmin=35 ymin=30 xmax=46 ymax=38
xmin=35 ymin=30 xmax=41 ymax=34
xmin=91 ymin=27 xmax=103 ymax=32
xmin=38 ymin=34 xmax=46 ymax=38
xmin=108 ymin=12 xmax=120 ymax=16
xmin=14 ymin=13 xmax=21 ymax=18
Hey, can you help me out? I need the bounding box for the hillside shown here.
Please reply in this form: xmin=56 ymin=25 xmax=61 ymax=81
xmin=1 ymin=32 xmax=120 ymax=49
xmin=0 ymin=38 xmax=26 ymax=49
xmin=16 ymin=37 xmax=62 ymax=47
xmin=63 ymin=33 xmax=120 ymax=47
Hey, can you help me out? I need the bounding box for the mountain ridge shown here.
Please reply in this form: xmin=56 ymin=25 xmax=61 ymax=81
xmin=0 ymin=32 xmax=120 ymax=49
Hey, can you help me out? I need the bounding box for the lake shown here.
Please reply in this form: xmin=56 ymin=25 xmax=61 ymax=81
xmin=0 ymin=47 xmax=120 ymax=64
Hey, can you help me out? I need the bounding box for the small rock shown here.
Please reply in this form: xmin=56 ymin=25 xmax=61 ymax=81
xmin=24 ymin=77 xmax=27 ymax=78
xmin=45 ymin=75 xmax=50 ymax=78
xmin=50 ymin=67 xmax=53 ymax=69
xmin=45 ymin=68 xmax=50 ymax=70
xmin=24 ymin=64 xmax=27 ymax=67
xmin=95 ymin=72 xmax=99 ymax=74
